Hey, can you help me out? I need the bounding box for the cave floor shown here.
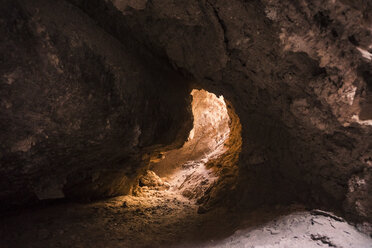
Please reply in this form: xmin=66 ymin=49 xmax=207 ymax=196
xmin=1 ymin=183 xmax=371 ymax=248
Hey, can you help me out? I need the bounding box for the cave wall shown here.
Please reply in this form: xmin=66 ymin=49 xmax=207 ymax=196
xmin=0 ymin=0 xmax=192 ymax=207
xmin=64 ymin=0 xmax=372 ymax=222
xmin=1 ymin=0 xmax=371 ymax=223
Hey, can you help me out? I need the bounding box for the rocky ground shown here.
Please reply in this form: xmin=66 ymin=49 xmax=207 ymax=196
xmin=1 ymin=163 xmax=371 ymax=248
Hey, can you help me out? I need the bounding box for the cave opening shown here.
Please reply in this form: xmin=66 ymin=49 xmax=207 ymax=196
xmin=134 ymin=89 xmax=241 ymax=206
xmin=152 ymin=89 xmax=231 ymax=177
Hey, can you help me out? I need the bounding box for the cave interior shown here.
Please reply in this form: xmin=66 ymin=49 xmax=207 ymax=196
xmin=0 ymin=0 xmax=372 ymax=247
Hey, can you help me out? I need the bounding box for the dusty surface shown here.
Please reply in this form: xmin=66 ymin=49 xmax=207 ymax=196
xmin=203 ymin=210 xmax=372 ymax=248
xmin=1 ymin=183 xmax=371 ymax=248
xmin=1 ymin=161 xmax=372 ymax=248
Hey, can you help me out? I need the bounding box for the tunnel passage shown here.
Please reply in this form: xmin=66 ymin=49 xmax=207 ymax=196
xmin=37 ymin=0 xmax=371 ymax=224
xmin=135 ymin=89 xmax=242 ymax=206
xmin=1 ymin=0 xmax=372 ymax=247
xmin=151 ymin=89 xmax=230 ymax=177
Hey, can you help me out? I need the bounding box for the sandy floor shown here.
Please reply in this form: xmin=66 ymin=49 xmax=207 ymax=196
xmin=1 ymin=164 xmax=372 ymax=248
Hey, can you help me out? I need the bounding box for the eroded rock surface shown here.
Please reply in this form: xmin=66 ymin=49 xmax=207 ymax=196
xmin=0 ymin=0 xmax=192 ymax=207
xmin=65 ymin=0 xmax=372 ymax=223
xmin=0 ymin=0 xmax=371 ymax=233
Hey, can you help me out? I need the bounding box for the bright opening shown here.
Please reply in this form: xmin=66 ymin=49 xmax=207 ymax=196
xmin=152 ymin=89 xmax=230 ymax=174
xmin=150 ymin=89 xmax=230 ymax=198
xmin=134 ymin=89 xmax=241 ymax=204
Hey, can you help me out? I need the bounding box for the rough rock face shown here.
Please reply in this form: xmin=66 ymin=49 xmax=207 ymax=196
xmin=1 ymin=0 xmax=371 ymax=225
xmin=0 ymin=0 xmax=192 ymax=207
xmin=65 ymin=0 xmax=372 ymax=222
xmin=136 ymin=170 xmax=169 ymax=190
